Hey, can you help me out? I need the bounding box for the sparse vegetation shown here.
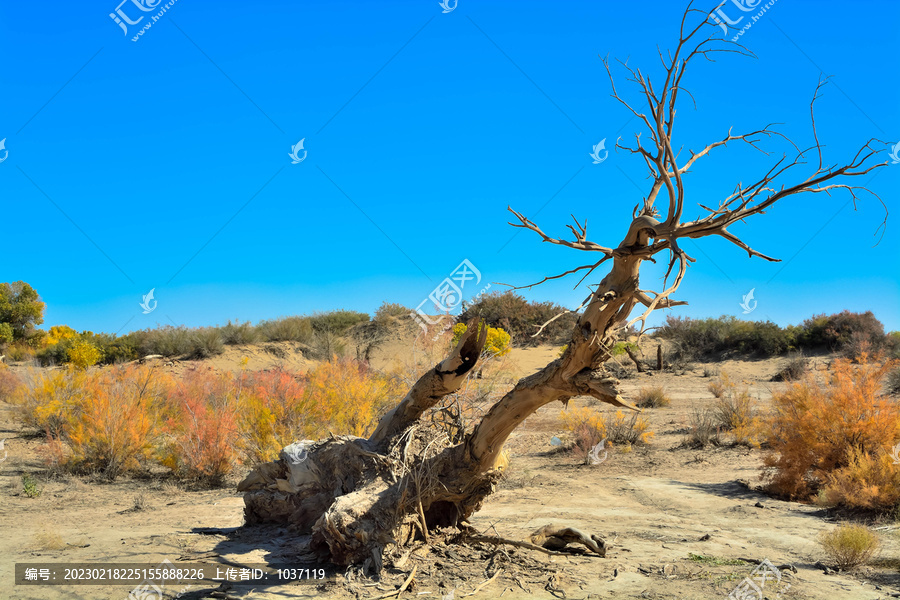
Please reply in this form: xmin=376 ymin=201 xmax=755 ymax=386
xmin=34 ymin=527 xmax=66 ymax=551
xmin=635 ymin=385 xmax=671 ymax=408
xmin=685 ymin=406 xmax=721 ymax=448
xmin=605 ymin=410 xmax=654 ymax=446
xmin=707 ymin=378 xmax=726 ymax=399
xmin=772 ymin=353 xmax=808 ymax=382
xmin=687 ymin=553 xmax=747 ymax=566
xmin=819 ymin=524 xmax=880 ymax=570
xmin=887 ymin=365 xmax=900 ymax=395
xmin=21 ymin=473 xmax=42 ymax=498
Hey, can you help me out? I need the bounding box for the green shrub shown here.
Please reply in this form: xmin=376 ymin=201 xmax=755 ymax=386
xmin=130 ymin=325 xmax=193 ymax=358
xmin=257 ymin=317 xmax=314 ymax=343
xmin=97 ymin=336 xmax=138 ymax=364
xmin=457 ymin=291 xmax=576 ymax=347
xmin=798 ymin=311 xmax=887 ymax=355
xmin=218 ymin=320 xmax=259 ymax=345
xmin=36 ymin=342 xmax=71 ymax=366
xmin=22 ymin=473 xmax=42 ymax=498
xmin=217 ymin=320 xmax=256 ymax=345
xmin=374 ymin=302 xmax=410 ymax=321
xmin=189 ymin=328 xmax=224 ymax=359
xmin=658 ymin=315 xmax=793 ymax=359
xmin=308 ymin=310 xmax=370 ymax=335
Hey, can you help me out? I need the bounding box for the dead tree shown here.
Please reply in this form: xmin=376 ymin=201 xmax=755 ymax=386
xmin=238 ymin=4 xmax=887 ymax=568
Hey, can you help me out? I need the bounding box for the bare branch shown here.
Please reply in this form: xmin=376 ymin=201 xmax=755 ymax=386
xmin=508 ymin=207 xmax=614 ymax=254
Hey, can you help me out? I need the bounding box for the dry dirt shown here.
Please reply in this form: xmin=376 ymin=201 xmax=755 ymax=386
xmin=2 ymin=344 xmax=900 ymax=600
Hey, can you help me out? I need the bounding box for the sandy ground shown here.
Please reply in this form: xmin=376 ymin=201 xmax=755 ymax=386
xmin=2 ymin=342 xmax=899 ymax=600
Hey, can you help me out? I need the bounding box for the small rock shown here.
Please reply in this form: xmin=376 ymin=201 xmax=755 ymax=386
xmin=754 ymin=501 xmax=765 ymax=508
xmin=699 ymin=533 xmax=711 ymax=541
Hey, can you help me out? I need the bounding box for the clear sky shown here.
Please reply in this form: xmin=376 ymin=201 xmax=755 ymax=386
xmin=1 ymin=0 xmax=898 ymax=335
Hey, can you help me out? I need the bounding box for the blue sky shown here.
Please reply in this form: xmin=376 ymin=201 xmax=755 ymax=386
xmin=1 ymin=0 xmax=898 ymax=336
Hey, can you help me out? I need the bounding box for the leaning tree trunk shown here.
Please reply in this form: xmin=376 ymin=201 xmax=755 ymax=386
xmin=238 ymin=220 xmax=654 ymax=567
xmin=237 ymin=6 xmax=886 ymax=566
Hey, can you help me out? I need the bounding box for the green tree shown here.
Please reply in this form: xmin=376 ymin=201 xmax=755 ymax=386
xmin=0 ymin=281 xmax=45 ymax=342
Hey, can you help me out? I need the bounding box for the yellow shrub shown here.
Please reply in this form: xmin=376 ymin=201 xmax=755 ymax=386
xmin=560 ymin=405 xmax=606 ymax=437
xmin=67 ymin=341 xmax=101 ymax=369
xmin=44 ymin=325 xmax=79 ymax=347
xmin=821 ymin=447 xmax=900 ymax=510
xmin=305 ymin=358 xmax=404 ymax=437
xmin=560 ymin=406 xmax=607 ymax=464
xmin=451 ymin=323 xmax=511 ymax=358
xmin=820 ymin=523 xmax=880 ymax=570
xmin=605 ymin=409 xmax=654 ymax=445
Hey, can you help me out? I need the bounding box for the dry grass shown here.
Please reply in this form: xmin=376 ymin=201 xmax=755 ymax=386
xmin=685 ymin=406 xmax=721 ymax=448
xmin=820 ymin=523 xmax=880 ymax=570
xmin=635 ymin=386 xmax=671 ymax=408
xmin=34 ymin=527 xmax=67 ymax=551
xmin=131 ymin=493 xmax=148 ymax=512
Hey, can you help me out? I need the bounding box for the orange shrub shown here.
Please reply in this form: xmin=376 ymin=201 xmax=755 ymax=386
xmin=19 ymin=365 xmax=172 ymax=478
xmin=305 ymin=358 xmax=404 ymax=437
xmin=15 ymin=357 xmax=405 ymax=483
xmin=763 ymin=355 xmax=899 ymax=500
xmin=239 ymin=368 xmax=314 ymax=464
xmin=64 ymin=365 xmax=170 ymax=478
xmin=161 ymin=369 xmax=241 ymax=485
xmin=821 ymin=447 xmax=900 ymax=510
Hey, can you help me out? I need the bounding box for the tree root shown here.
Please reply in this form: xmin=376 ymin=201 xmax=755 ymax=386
xmin=464 ymin=524 xmax=607 ymax=558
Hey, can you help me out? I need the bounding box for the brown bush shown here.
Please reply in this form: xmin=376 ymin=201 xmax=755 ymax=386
xmin=763 ymin=355 xmax=899 ymax=500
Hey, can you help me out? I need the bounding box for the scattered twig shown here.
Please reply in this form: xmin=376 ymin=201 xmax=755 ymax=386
xmin=462 ymin=569 xmax=503 ymax=597
xmin=368 ymin=565 xmax=418 ymax=600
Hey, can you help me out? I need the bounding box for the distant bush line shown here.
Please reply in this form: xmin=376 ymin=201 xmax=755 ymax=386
xmin=25 ymin=309 xmax=377 ymax=367
xmin=658 ymin=311 xmax=899 ymax=360
xmin=3 ymin=292 xmax=896 ymax=367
